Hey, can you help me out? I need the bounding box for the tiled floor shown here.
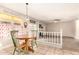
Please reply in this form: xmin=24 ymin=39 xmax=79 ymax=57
xmin=0 ymin=37 xmax=79 ymax=55
xmin=0 ymin=43 xmax=79 ymax=55
xmin=63 ymin=37 xmax=79 ymax=50
xmin=30 ymin=43 xmax=79 ymax=55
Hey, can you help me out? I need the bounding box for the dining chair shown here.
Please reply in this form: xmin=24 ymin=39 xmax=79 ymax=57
xmin=30 ymin=30 xmax=38 ymax=50
xmin=31 ymin=37 xmax=37 ymax=49
xmin=10 ymin=30 xmax=26 ymax=55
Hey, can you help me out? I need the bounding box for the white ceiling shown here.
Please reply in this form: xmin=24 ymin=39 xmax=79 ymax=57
xmin=0 ymin=3 xmax=79 ymax=23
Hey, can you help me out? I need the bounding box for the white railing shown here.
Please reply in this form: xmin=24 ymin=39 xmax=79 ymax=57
xmin=38 ymin=31 xmax=62 ymax=48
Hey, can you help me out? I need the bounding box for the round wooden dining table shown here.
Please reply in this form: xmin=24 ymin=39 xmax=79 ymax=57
xmin=16 ymin=35 xmax=36 ymax=53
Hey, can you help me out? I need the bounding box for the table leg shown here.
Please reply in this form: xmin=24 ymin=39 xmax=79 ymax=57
xmin=24 ymin=39 xmax=34 ymax=53
xmin=25 ymin=39 xmax=29 ymax=54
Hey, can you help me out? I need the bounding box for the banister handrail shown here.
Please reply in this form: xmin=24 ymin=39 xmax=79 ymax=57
xmin=38 ymin=31 xmax=63 ymax=48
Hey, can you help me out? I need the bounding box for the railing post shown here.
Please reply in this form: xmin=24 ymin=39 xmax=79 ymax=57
xmin=60 ymin=30 xmax=63 ymax=48
xmin=37 ymin=30 xmax=63 ymax=48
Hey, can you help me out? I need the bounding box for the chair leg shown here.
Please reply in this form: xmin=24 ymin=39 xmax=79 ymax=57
xmin=35 ymin=40 xmax=38 ymax=47
xmin=31 ymin=41 xmax=34 ymax=49
xmin=31 ymin=40 xmax=38 ymax=51
xmin=13 ymin=47 xmax=16 ymax=55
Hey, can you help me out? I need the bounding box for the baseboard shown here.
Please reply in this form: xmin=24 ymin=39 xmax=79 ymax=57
xmin=62 ymin=36 xmax=75 ymax=39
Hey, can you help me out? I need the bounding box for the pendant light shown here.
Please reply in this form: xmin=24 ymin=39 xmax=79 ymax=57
xmin=24 ymin=3 xmax=29 ymax=28
xmin=26 ymin=3 xmax=29 ymax=20
xmin=26 ymin=3 xmax=30 ymax=22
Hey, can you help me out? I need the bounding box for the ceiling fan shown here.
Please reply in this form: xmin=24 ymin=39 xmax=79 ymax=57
xmin=53 ymin=19 xmax=61 ymax=23
xmin=48 ymin=18 xmax=61 ymax=23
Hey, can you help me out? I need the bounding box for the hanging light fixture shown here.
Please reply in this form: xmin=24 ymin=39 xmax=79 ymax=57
xmin=24 ymin=3 xmax=30 ymax=28
xmin=25 ymin=3 xmax=30 ymax=23
xmin=26 ymin=3 xmax=29 ymax=19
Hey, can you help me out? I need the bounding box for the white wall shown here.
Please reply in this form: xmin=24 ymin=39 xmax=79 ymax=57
xmin=75 ymin=20 xmax=79 ymax=40
xmin=46 ymin=22 xmax=61 ymax=32
xmin=46 ymin=20 xmax=75 ymax=37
